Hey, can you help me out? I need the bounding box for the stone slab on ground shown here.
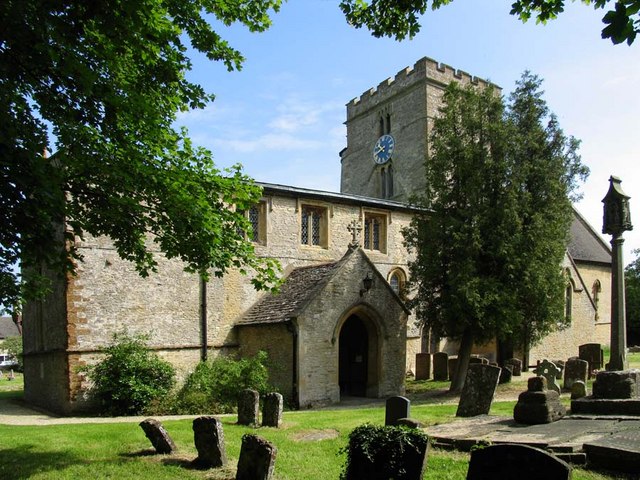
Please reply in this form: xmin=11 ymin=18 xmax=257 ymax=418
xmin=426 ymin=417 xmax=627 ymax=454
xmin=583 ymin=427 xmax=640 ymax=473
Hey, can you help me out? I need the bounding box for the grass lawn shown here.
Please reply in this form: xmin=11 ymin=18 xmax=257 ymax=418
xmin=0 ymin=371 xmax=634 ymax=480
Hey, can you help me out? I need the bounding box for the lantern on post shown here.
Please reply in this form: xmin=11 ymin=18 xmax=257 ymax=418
xmin=602 ymin=176 xmax=632 ymax=236
xmin=602 ymin=176 xmax=632 ymax=371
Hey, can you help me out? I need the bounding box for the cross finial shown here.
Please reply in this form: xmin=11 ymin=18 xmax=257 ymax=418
xmin=347 ymin=220 xmax=362 ymax=247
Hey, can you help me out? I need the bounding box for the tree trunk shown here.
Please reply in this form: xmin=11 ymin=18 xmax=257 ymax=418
xmin=449 ymin=327 xmax=474 ymax=393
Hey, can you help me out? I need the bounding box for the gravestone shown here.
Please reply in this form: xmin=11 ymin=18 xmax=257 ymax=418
xmin=593 ymin=370 xmax=640 ymax=399
xmin=238 ymin=389 xmax=260 ymax=426
xmin=514 ymin=376 xmax=566 ymax=424
xmin=571 ymin=381 xmax=587 ymax=400
xmin=533 ymin=360 xmax=561 ymax=394
xmin=342 ymin=426 xmax=429 ymax=480
xmin=262 ymin=392 xmax=283 ymax=427
xmin=448 ymin=356 xmax=459 ymax=382
xmin=554 ymin=360 xmax=565 ymax=380
xmin=139 ymin=418 xmax=177 ymax=454
xmin=499 ymin=365 xmax=513 ymax=384
xmin=235 ymin=434 xmax=277 ymax=480
xmin=469 ymin=356 xmax=489 ymax=365
xmin=385 ymin=396 xmax=410 ymax=426
xmin=505 ymin=358 xmax=522 ymax=376
xmin=466 ymin=443 xmax=572 ymax=480
xmin=193 ymin=416 xmax=227 ymax=468
xmin=563 ymin=357 xmax=588 ymax=390
xmin=456 ymin=364 xmax=501 ymax=417
xmin=433 ymin=352 xmax=449 ymax=381
xmin=579 ymin=343 xmax=603 ymax=377
xmin=415 ymin=353 xmax=431 ymax=380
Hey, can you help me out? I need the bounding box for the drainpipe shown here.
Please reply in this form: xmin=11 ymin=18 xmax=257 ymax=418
xmin=200 ymin=277 xmax=208 ymax=362
xmin=287 ymin=319 xmax=299 ymax=409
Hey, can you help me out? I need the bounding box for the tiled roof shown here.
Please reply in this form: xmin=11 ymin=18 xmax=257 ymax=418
xmin=239 ymin=261 xmax=343 ymax=326
xmin=0 ymin=317 xmax=19 ymax=339
xmin=568 ymin=210 xmax=611 ymax=265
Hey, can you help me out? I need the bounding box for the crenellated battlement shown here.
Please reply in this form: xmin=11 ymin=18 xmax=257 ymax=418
xmin=346 ymin=56 xmax=496 ymax=111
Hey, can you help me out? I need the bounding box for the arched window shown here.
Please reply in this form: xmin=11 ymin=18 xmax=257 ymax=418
xmin=388 ymin=269 xmax=406 ymax=297
xmin=565 ymin=282 xmax=573 ymax=322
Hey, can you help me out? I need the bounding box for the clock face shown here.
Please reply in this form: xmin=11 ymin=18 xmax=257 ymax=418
xmin=373 ymin=134 xmax=395 ymax=165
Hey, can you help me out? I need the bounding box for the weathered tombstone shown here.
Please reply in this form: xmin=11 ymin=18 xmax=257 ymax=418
xmin=448 ymin=356 xmax=458 ymax=382
xmin=514 ymin=376 xmax=566 ymax=424
xmin=571 ymin=380 xmax=587 ymax=400
xmin=469 ymin=356 xmax=489 ymax=365
xmin=139 ymin=418 xmax=177 ymax=454
xmin=554 ymin=360 xmax=565 ymax=380
xmin=579 ymin=343 xmax=603 ymax=377
xmin=8 ymin=370 xmax=15 ymax=381
xmin=533 ymin=360 xmax=561 ymax=394
xmin=235 ymin=434 xmax=277 ymax=480
xmin=262 ymin=392 xmax=283 ymax=428
xmin=466 ymin=443 xmax=572 ymax=480
xmin=238 ymin=389 xmax=260 ymax=426
xmin=592 ymin=370 xmax=640 ymax=399
xmin=505 ymin=358 xmax=522 ymax=376
xmin=433 ymin=352 xmax=449 ymax=381
xmin=193 ymin=416 xmax=227 ymax=468
xmin=499 ymin=365 xmax=513 ymax=384
xmin=563 ymin=357 xmax=588 ymax=390
xmin=415 ymin=353 xmax=431 ymax=381
xmin=396 ymin=418 xmax=424 ymax=429
xmin=385 ymin=396 xmax=410 ymax=426
xmin=456 ymin=364 xmax=501 ymax=417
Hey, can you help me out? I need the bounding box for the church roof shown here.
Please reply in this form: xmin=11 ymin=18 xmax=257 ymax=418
xmin=238 ymin=260 xmax=343 ymax=326
xmin=568 ymin=208 xmax=611 ymax=265
xmin=0 ymin=317 xmax=19 ymax=339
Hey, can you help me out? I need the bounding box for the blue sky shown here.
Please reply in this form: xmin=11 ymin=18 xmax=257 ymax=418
xmin=176 ymin=0 xmax=640 ymax=261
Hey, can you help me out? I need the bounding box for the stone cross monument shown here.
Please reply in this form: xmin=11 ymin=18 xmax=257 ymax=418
xmin=602 ymin=176 xmax=633 ymax=371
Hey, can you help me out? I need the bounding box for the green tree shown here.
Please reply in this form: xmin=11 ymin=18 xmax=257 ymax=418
xmin=403 ymin=75 xmax=587 ymax=392
xmin=625 ymin=249 xmax=640 ymax=345
xmin=339 ymin=0 xmax=640 ymax=44
xmin=1 ymin=0 xmax=282 ymax=311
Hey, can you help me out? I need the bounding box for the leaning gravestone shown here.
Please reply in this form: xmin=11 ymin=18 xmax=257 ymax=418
xmin=466 ymin=443 xmax=572 ymax=480
xmin=385 ymin=396 xmax=410 ymax=426
xmin=238 ymin=389 xmax=260 ymax=426
xmin=433 ymin=352 xmax=449 ymax=381
xmin=514 ymin=376 xmax=566 ymax=424
xmin=505 ymin=358 xmax=522 ymax=376
xmin=193 ymin=416 xmax=227 ymax=468
xmin=579 ymin=343 xmax=603 ymax=378
xmin=564 ymin=357 xmax=588 ymax=390
xmin=456 ymin=364 xmax=501 ymax=417
xmin=235 ymin=434 xmax=277 ymax=480
xmin=533 ymin=360 xmax=561 ymax=394
xmin=415 ymin=353 xmax=431 ymax=381
xmin=139 ymin=418 xmax=177 ymax=454
xmin=262 ymin=392 xmax=283 ymax=428
xmin=499 ymin=365 xmax=513 ymax=384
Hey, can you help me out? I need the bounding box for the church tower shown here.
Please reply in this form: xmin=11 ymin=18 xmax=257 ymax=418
xmin=340 ymin=57 xmax=495 ymax=202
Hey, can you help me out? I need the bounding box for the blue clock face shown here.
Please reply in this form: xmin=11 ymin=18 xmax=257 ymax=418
xmin=373 ymin=134 xmax=395 ymax=164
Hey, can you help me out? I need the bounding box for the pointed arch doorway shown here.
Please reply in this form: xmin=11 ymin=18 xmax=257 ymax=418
xmin=338 ymin=313 xmax=379 ymax=397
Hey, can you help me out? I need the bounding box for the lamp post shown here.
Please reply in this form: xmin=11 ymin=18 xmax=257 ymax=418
xmin=602 ymin=176 xmax=633 ymax=371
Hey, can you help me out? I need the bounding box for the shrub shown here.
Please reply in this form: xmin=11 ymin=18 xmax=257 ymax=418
xmin=168 ymin=351 xmax=272 ymax=414
xmin=83 ymin=332 xmax=176 ymax=416
xmin=1 ymin=335 xmax=23 ymax=371
xmin=340 ymin=423 xmax=429 ymax=480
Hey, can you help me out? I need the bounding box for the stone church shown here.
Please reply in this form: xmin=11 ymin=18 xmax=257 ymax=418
xmin=23 ymin=57 xmax=612 ymax=414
